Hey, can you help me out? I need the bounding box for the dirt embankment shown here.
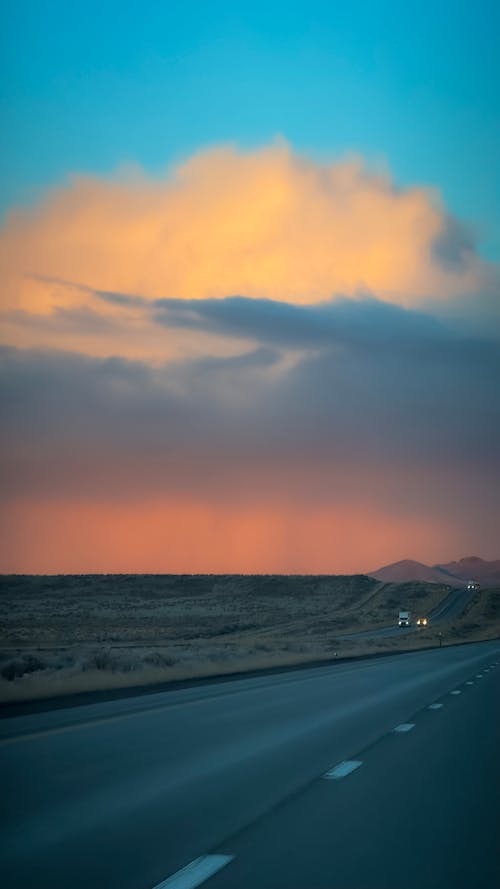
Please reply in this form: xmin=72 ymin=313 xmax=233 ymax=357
xmin=0 ymin=574 xmax=497 ymax=704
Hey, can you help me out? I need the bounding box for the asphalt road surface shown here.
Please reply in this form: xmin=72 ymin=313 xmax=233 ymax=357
xmin=1 ymin=640 xmax=499 ymax=889
xmin=429 ymin=584 xmax=478 ymax=621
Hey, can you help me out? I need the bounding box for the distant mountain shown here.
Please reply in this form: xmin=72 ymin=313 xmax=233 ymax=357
xmin=369 ymin=556 xmax=500 ymax=586
xmin=369 ymin=559 xmax=455 ymax=585
xmin=436 ymin=557 xmax=500 ymax=587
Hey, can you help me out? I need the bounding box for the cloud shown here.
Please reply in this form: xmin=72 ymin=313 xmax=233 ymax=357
xmin=0 ymin=143 xmax=490 ymax=346
xmin=149 ymin=293 xmax=448 ymax=347
xmin=431 ymin=214 xmax=477 ymax=271
xmin=9 ymin=284 xmax=447 ymax=349
xmin=1 ymin=295 xmax=498 ymax=504
xmin=0 ymin=281 xmax=255 ymax=364
xmin=1 ymin=143 xmax=498 ymax=571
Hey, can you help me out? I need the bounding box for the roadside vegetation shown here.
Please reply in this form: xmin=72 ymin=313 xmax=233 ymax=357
xmin=1 ymin=575 xmax=498 ymax=703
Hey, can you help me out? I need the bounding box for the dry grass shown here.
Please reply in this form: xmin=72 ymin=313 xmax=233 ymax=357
xmin=446 ymin=586 xmax=500 ymax=643
xmin=0 ymin=574 xmax=497 ymax=704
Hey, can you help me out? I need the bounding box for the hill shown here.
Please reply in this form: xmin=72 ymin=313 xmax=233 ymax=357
xmin=370 ymin=556 xmax=500 ymax=586
xmin=436 ymin=557 xmax=500 ymax=587
xmin=369 ymin=559 xmax=456 ymax=584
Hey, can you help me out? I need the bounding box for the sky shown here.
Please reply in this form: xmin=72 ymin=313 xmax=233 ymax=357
xmin=0 ymin=1 xmax=499 ymax=573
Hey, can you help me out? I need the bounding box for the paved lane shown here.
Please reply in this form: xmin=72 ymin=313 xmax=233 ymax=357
xmin=0 ymin=641 xmax=498 ymax=889
xmin=208 ymin=654 xmax=500 ymax=888
xmin=429 ymin=584 xmax=477 ymax=621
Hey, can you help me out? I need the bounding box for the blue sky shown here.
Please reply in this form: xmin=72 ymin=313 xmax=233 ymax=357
xmin=1 ymin=0 xmax=499 ymax=257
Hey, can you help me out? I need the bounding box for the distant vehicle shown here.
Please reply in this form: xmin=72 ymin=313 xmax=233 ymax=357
xmin=466 ymin=581 xmax=480 ymax=592
xmin=398 ymin=610 xmax=410 ymax=627
xmin=416 ymin=616 xmax=428 ymax=627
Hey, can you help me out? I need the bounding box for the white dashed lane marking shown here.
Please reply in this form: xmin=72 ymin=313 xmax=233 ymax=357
xmin=325 ymin=760 xmax=363 ymax=779
xmin=466 ymin=681 xmax=474 ymax=685
xmin=476 ymin=674 xmax=483 ymax=678
xmin=152 ymin=855 xmax=234 ymax=889
xmin=394 ymin=723 xmax=415 ymax=732
xmin=428 ymin=703 xmax=443 ymax=709
xmin=450 ymin=690 xmax=462 ymax=695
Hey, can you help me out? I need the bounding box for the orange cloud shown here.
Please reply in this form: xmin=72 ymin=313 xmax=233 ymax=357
xmin=0 ymin=142 xmax=487 ymax=360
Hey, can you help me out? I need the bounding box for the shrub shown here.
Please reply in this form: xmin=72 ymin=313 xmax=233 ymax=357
xmin=82 ymin=649 xmax=123 ymax=672
xmin=142 ymin=651 xmax=176 ymax=668
xmin=1 ymin=654 xmax=47 ymax=681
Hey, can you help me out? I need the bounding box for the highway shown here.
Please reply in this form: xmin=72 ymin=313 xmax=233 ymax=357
xmin=342 ymin=585 xmax=477 ymax=641
xmin=428 ymin=584 xmax=478 ymax=621
xmin=0 ymin=640 xmax=498 ymax=889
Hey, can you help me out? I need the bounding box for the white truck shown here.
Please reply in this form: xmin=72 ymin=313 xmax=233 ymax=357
xmin=398 ymin=610 xmax=410 ymax=627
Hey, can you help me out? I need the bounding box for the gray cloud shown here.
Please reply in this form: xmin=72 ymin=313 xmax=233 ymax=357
xmin=20 ymin=275 xmax=500 ymax=347
xmin=91 ymin=285 xmax=499 ymax=347
xmin=148 ymin=294 xmax=448 ymax=349
xmin=432 ymin=215 xmax=477 ymax=271
xmin=1 ymin=293 xmax=499 ymax=535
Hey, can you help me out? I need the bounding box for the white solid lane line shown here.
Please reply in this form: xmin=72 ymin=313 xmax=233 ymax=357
xmin=393 ymin=723 xmax=415 ymax=732
xmin=325 ymin=760 xmax=363 ymax=779
xmin=428 ymin=703 xmax=443 ymax=709
xmin=450 ymin=690 xmax=462 ymax=695
xmin=153 ymin=855 xmax=234 ymax=889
